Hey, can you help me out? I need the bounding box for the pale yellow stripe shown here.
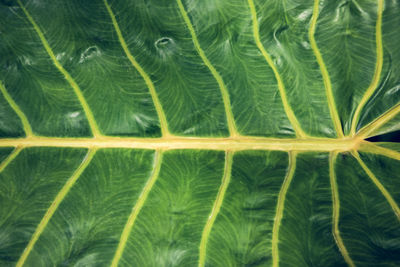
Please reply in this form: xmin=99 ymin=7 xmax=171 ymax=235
xmin=358 ymin=141 xmax=400 ymax=161
xmin=111 ymin=151 xmax=163 ymax=267
xmin=0 ymin=81 xmax=33 ymax=137
xmin=0 ymin=136 xmax=358 ymax=152
xmin=271 ymin=152 xmax=297 ymax=267
xmin=176 ymin=0 xmax=239 ymax=137
xmin=309 ymin=0 xmax=344 ymax=138
xmin=0 ymin=147 xmax=23 ymax=173
xmin=247 ymin=0 xmax=307 ymax=138
xmin=103 ymin=0 xmax=171 ymax=137
xmin=16 ymin=149 xmax=97 ymax=267
xmin=356 ymin=102 xmax=400 ymax=139
xmin=350 ymin=0 xmax=384 ymax=136
xmin=353 ymin=151 xmax=400 ymax=221
xmin=17 ymin=0 xmax=102 ymax=138
xmin=198 ymin=151 xmax=233 ymax=267
xmin=329 ymin=152 xmax=355 ymax=267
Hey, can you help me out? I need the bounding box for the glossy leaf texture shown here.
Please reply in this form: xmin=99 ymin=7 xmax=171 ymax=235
xmin=0 ymin=0 xmax=400 ymax=266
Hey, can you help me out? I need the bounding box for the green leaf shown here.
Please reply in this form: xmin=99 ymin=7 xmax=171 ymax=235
xmin=0 ymin=0 xmax=399 ymax=266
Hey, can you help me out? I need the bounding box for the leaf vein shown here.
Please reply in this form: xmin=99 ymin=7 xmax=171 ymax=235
xmin=0 ymin=147 xmax=23 ymax=173
xmin=17 ymin=0 xmax=102 ymax=137
xmin=309 ymin=0 xmax=344 ymax=138
xmin=103 ymin=0 xmax=171 ymax=137
xmin=198 ymin=151 xmax=233 ymax=267
xmin=350 ymin=0 xmax=384 ymax=135
xmin=111 ymin=150 xmax=163 ymax=267
xmin=271 ymin=151 xmax=297 ymax=267
xmin=0 ymin=81 xmax=33 ymax=137
xmin=16 ymin=148 xmax=97 ymax=267
xmin=176 ymin=0 xmax=239 ymax=137
xmin=329 ymin=152 xmax=355 ymax=267
xmin=352 ymin=150 xmax=400 ymax=221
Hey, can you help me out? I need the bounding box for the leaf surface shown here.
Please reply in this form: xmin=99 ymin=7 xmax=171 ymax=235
xmin=0 ymin=0 xmax=399 ymax=266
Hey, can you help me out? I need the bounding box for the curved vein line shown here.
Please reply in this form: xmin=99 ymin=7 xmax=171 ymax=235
xmin=198 ymin=151 xmax=233 ymax=267
xmin=247 ymin=0 xmax=307 ymax=138
xmin=359 ymin=141 xmax=400 ymax=161
xmin=103 ymin=0 xmax=170 ymax=137
xmin=17 ymin=0 xmax=101 ymax=138
xmin=0 ymin=147 xmax=23 ymax=173
xmin=309 ymin=0 xmax=344 ymax=138
xmin=111 ymin=150 xmax=163 ymax=267
xmin=271 ymin=151 xmax=297 ymax=267
xmin=350 ymin=0 xmax=384 ymax=135
xmin=0 ymin=81 xmax=33 ymax=137
xmin=356 ymin=101 xmax=400 ymax=139
xmin=176 ymin=0 xmax=239 ymax=137
xmin=329 ymin=152 xmax=355 ymax=267
xmin=352 ymin=151 xmax=400 ymax=221
xmin=16 ymin=149 xmax=96 ymax=267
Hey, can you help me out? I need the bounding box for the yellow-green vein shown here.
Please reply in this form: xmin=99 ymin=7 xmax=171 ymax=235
xmin=0 ymin=147 xmax=23 ymax=173
xmin=111 ymin=150 xmax=163 ymax=267
xmin=356 ymin=102 xmax=400 ymax=139
xmin=0 ymin=81 xmax=33 ymax=137
xmin=352 ymin=150 xmax=400 ymax=221
xmin=103 ymin=0 xmax=171 ymax=138
xmin=350 ymin=0 xmax=384 ymax=136
xmin=16 ymin=148 xmax=96 ymax=267
xmin=359 ymin=141 xmax=400 ymax=161
xmin=247 ymin=0 xmax=307 ymax=138
xmin=271 ymin=151 xmax=297 ymax=267
xmin=17 ymin=0 xmax=101 ymax=138
xmin=309 ymin=0 xmax=344 ymax=138
xmin=176 ymin=0 xmax=239 ymax=137
xmin=329 ymin=152 xmax=355 ymax=267
xmin=198 ymin=151 xmax=233 ymax=267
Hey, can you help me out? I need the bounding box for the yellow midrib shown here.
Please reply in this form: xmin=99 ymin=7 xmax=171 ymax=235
xmin=0 ymin=136 xmax=359 ymax=151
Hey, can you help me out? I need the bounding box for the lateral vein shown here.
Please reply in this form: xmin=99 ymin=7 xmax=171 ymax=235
xmin=103 ymin=0 xmax=171 ymax=137
xmin=17 ymin=0 xmax=101 ymax=138
xmin=358 ymin=141 xmax=400 ymax=161
xmin=309 ymin=0 xmax=344 ymax=138
xmin=198 ymin=151 xmax=233 ymax=267
xmin=356 ymin=102 xmax=400 ymax=139
xmin=350 ymin=0 xmax=384 ymax=135
xmin=352 ymin=151 xmax=400 ymax=221
xmin=111 ymin=150 xmax=163 ymax=267
xmin=0 ymin=81 xmax=33 ymax=137
xmin=271 ymin=151 xmax=297 ymax=267
xmin=247 ymin=0 xmax=307 ymax=138
xmin=329 ymin=152 xmax=355 ymax=267
xmin=16 ymin=149 xmax=97 ymax=267
xmin=0 ymin=147 xmax=23 ymax=173
xmin=176 ymin=0 xmax=239 ymax=137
